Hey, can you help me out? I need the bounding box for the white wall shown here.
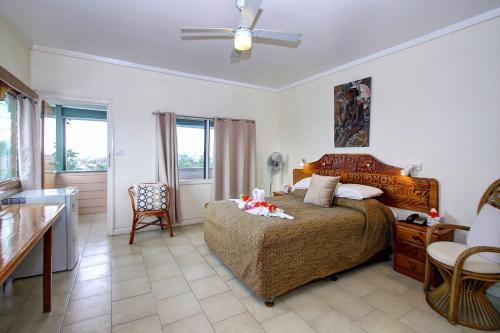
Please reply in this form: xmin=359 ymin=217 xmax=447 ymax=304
xmin=276 ymin=17 xmax=500 ymax=229
xmin=30 ymin=16 xmax=500 ymax=235
xmin=31 ymin=51 xmax=279 ymax=233
xmin=0 ymin=15 xmax=30 ymax=84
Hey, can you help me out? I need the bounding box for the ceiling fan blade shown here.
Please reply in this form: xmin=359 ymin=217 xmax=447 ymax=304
xmin=239 ymin=0 xmax=263 ymax=28
xmin=181 ymin=27 xmax=234 ymax=34
xmin=253 ymin=29 xmax=302 ymax=42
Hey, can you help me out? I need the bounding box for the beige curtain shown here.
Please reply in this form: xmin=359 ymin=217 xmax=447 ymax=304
xmin=214 ymin=118 xmax=256 ymax=200
xmin=17 ymin=97 xmax=39 ymax=190
xmin=156 ymin=112 xmax=182 ymax=223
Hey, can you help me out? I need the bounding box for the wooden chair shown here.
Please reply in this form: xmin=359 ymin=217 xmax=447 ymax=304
xmin=128 ymin=184 xmax=174 ymax=244
xmin=424 ymin=179 xmax=500 ymax=331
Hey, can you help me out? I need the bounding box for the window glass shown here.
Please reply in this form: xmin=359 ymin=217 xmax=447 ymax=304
xmin=177 ymin=120 xmax=205 ymax=180
xmin=176 ymin=118 xmax=214 ymax=180
xmin=43 ymin=116 xmax=56 ymax=172
xmin=209 ymin=124 xmax=214 ymax=178
xmin=0 ymin=95 xmax=17 ymax=182
xmin=65 ymin=119 xmax=107 ymax=171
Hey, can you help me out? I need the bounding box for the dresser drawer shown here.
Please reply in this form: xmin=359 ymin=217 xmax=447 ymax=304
xmin=394 ymin=240 xmax=426 ymax=262
xmin=395 ymin=225 xmax=427 ymax=247
xmin=394 ymin=254 xmax=425 ymax=281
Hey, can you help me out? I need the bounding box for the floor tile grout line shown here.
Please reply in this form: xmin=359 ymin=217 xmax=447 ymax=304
xmin=3 ymin=276 xmax=41 ymax=333
xmin=149 ymin=236 xmax=219 ymax=331
xmin=61 ymin=214 xmax=104 ymax=332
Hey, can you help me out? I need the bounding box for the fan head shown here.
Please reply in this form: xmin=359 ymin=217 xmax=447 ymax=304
xmin=266 ymin=152 xmax=284 ymax=176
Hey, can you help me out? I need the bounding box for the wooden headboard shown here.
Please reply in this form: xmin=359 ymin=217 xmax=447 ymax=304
xmin=293 ymin=154 xmax=438 ymax=213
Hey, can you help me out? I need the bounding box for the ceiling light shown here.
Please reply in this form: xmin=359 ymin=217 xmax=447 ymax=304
xmin=234 ymin=29 xmax=252 ymax=51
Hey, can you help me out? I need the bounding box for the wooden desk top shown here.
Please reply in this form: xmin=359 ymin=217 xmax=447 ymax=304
xmin=0 ymin=204 xmax=65 ymax=282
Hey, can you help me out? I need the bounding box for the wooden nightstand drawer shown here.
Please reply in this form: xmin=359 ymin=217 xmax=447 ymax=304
xmin=394 ymin=241 xmax=426 ymax=262
xmin=393 ymin=221 xmax=453 ymax=285
xmin=394 ymin=254 xmax=425 ymax=281
xmin=395 ymin=225 xmax=427 ymax=247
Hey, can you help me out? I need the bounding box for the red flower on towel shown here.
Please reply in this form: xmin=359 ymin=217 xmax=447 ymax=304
xmin=268 ymin=204 xmax=278 ymax=213
xmin=241 ymin=194 xmax=251 ymax=202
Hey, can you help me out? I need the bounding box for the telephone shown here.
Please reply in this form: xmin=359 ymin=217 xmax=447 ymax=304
xmin=405 ymin=213 xmax=427 ymax=225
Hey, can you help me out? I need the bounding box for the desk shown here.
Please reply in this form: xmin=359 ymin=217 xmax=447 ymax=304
xmin=0 ymin=204 xmax=65 ymax=312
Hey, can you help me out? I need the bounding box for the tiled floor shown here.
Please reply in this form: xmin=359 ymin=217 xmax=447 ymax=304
xmin=0 ymin=213 xmax=498 ymax=333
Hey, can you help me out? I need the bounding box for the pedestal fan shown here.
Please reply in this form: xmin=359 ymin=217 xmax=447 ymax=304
xmin=266 ymin=152 xmax=284 ymax=194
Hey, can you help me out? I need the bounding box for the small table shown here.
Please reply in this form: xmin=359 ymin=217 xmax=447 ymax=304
xmin=0 ymin=204 xmax=65 ymax=312
xmin=393 ymin=221 xmax=453 ymax=286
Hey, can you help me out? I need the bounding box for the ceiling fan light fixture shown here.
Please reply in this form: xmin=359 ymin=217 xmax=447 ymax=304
xmin=234 ymin=29 xmax=252 ymax=51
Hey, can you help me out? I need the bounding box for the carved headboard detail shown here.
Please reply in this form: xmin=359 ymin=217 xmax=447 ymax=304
xmin=293 ymin=154 xmax=438 ymax=213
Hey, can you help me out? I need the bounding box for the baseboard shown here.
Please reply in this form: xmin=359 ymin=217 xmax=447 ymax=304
xmin=113 ymin=227 xmax=130 ymax=235
xmin=175 ymin=218 xmax=203 ymax=226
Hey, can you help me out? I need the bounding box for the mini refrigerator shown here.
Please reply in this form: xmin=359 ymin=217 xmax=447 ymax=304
xmin=6 ymin=188 xmax=79 ymax=278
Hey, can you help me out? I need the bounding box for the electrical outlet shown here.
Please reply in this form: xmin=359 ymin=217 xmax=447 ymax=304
xmin=415 ymin=163 xmax=423 ymax=172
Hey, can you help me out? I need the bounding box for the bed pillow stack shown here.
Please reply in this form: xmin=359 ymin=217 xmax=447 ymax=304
xmin=335 ymin=183 xmax=383 ymax=200
xmin=303 ymin=174 xmax=340 ymax=207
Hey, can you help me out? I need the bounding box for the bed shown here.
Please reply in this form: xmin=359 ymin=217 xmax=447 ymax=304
xmin=204 ymin=154 xmax=438 ymax=304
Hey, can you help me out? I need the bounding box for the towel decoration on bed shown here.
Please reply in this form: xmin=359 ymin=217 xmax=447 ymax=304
xmin=229 ymin=189 xmax=294 ymax=220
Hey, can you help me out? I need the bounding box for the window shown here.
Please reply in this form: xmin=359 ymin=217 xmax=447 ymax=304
xmin=176 ymin=118 xmax=214 ymax=180
xmin=45 ymin=105 xmax=107 ymax=172
xmin=0 ymin=94 xmax=18 ymax=183
xmin=65 ymin=119 xmax=107 ymax=171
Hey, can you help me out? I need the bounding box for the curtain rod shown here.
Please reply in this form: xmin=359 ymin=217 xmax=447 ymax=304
xmin=0 ymin=65 xmax=39 ymax=103
xmin=152 ymin=111 xmax=213 ymax=121
xmin=215 ymin=117 xmax=255 ymax=123
xmin=152 ymin=112 xmax=254 ymax=123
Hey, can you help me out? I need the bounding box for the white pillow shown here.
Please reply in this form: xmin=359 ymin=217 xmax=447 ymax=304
xmin=292 ymin=177 xmax=311 ymax=191
xmin=466 ymin=203 xmax=500 ymax=264
xmin=335 ymin=183 xmax=383 ymax=200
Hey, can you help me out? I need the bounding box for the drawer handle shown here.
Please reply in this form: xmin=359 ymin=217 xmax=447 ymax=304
xmin=410 ymin=248 xmax=418 ymax=256
xmin=412 ymin=235 xmax=422 ymax=242
xmin=410 ymin=263 xmax=417 ymax=271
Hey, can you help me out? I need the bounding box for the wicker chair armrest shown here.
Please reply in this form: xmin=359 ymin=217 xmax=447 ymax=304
xmin=454 ymin=246 xmax=500 ymax=274
xmin=426 ymin=224 xmax=471 ymax=246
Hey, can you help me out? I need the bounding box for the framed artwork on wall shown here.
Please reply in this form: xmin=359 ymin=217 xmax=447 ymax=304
xmin=334 ymin=77 xmax=371 ymax=147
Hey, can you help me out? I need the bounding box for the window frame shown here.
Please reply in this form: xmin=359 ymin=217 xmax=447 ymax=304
xmin=0 ymin=92 xmax=20 ymax=190
xmin=176 ymin=117 xmax=214 ymax=182
xmin=53 ymin=105 xmax=107 ymax=173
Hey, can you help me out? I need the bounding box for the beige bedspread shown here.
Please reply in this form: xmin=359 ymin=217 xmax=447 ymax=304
xmin=203 ymin=192 xmax=395 ymax=300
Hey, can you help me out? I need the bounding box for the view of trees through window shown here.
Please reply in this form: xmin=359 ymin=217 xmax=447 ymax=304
xmin=65 ymin=119 xmax=107 ymax=171
xmin=177 ymin=119 xmax=214 ymax=180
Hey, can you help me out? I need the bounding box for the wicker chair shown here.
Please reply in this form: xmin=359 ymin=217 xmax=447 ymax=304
xmin=128 ymin=184 xmax=174 ymax=244
xmin=424 ymin=179 xmax=500 ymax=331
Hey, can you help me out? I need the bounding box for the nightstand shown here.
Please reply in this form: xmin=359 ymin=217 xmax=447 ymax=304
xmin=393 ymin=221 xmax=453 ymax=285
xmin=272 ymin=191 xmax=285 ymax=197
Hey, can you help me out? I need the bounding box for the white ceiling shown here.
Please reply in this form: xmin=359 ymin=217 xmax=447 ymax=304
xmin=1 ymin=0 xmax=499 ymax=89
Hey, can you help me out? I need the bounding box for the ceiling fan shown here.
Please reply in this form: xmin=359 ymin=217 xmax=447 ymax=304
xmin=180 ymin=0 xmax=302 ymax=59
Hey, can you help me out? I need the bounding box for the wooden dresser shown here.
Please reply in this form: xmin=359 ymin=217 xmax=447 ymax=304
xmin=393 ymin=221 xmax=453 ymax=284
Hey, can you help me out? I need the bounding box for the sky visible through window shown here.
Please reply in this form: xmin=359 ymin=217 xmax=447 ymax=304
xmin=65 ymin=119 xmax=107 ymax=171
xmin=177 ymin=126 xmax=205 ymax=169
xmin=177 ymin=122 xmax=214 ymax=180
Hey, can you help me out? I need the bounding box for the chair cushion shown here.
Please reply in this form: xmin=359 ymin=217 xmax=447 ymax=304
xmin=133 ymin=183 xmax=168 ymax=212
xmin=466 ymin=203 xmax=500 ymax=264
xmin=427 ymin=241 xmax=500 ymax=274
